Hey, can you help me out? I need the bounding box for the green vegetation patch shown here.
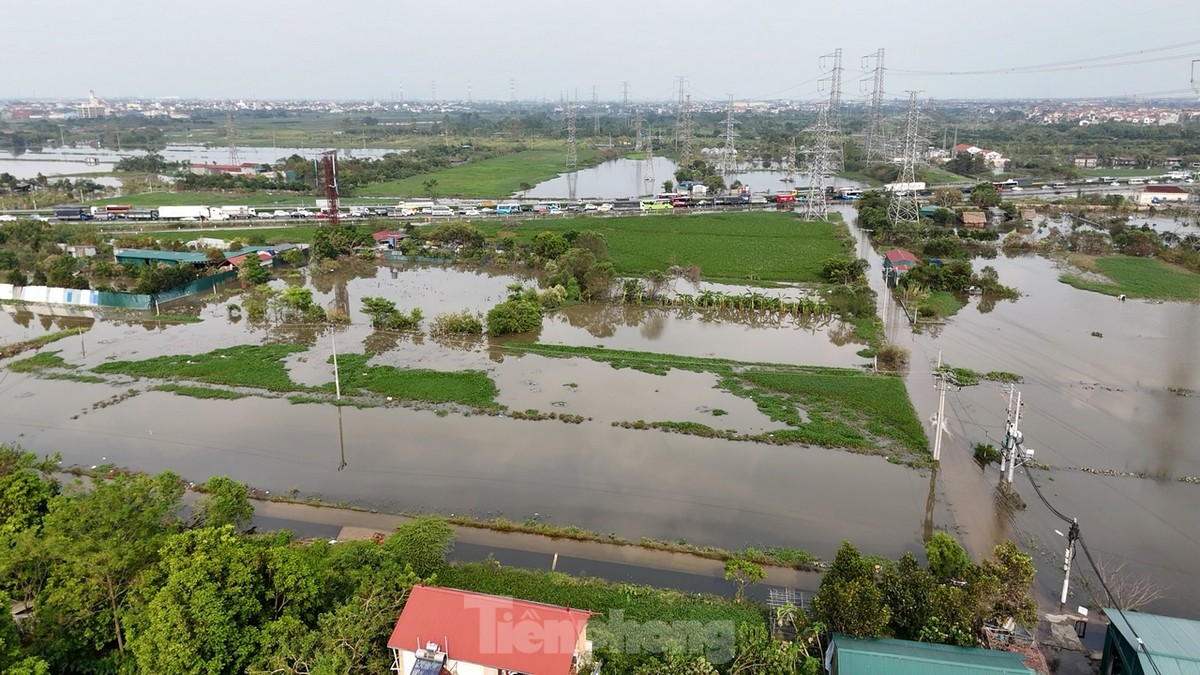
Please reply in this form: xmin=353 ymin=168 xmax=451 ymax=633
xmin=439 ymin=562 xmax=763 ymax=629
xmin=0 ymin=328 xmax=89 ymax=359
xmin=357 ymin=149 xmax=599 ymax=198
xmin=7 ymin=350 xmax=74 ymax=373
xmin=508 ymin=343 xmax=928 ymax=456
xmin=1060 ymin=255 xmax=1200 ymax=301
xmin=153 ymin=383 xmax=249 ymax=400
xmin=326 ymin=353 xmax=499 ymax=407
xmin=94 ymin=344 xmax=304 ymax=391
xmin=481 ymin=212 xmax=850 ymax=282
xmin=144 ymin=314 xmax=203 ymax=324
xmin=42 ymin=372 xmax=107 ymax=384
xmin=921 ymin=290 xmax=966 ymax=319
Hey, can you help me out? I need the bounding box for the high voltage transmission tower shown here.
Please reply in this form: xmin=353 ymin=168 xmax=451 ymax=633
xmin=643 ymin=128 xmax=655 ymax=196
xmin=719 ymin=96 xmax=738 ymax=178
xmin=887 ymin=90 xmax=923 ymax=224
xmin=862 ymin=48 xmax=888 ymax=162
xmin=592 ymin=86 xmax=600 ymax=134
xmin=820 ymin=48 xmax=844 ymax=172
xmin=634 ymin=108 xmax=644 ymax=153
xmin=802 ymin=103 xmax=837 ymax=221
xmin=680 ymin=94 xmax=695 ymax=163
xmin=225 ymin=111 xmax=239 ymax=166
xmin=621 ymin=81 xmax=630 ymax=107
xmin=674 ymin=75 xmax=688 ymax=152
xmin=565 ymin=98 xmax=578 ymax=201
xmin=785 ymin=138 xmax=797 ymax=184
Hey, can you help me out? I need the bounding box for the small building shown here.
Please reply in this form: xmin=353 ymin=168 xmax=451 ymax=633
xmin=961 ymin=211 xmax=988 ymax=229
xmin=56 ymin=243 xmax=98 ymax=258
xmin=1100 ymin=609 xmax=1200 ymax=675
xmin=883 ymin=249 xmax=920 ymax=287
xmin=372 ymin=230 xmax=405 ymax=249
xmin=1136 ymin=184 xmax=1190 ymax=206
xmin=1073 ymin=154 xmax=1099 ymax=168
xmin=827 ymin=634 xmax=1035 ymax=675
xmin=387 ymin=585 xmax=592 ymax=675
xmin=115 ymin=246 xmax=274 ymax=268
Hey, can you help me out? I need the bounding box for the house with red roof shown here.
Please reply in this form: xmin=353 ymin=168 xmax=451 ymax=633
xmin=388 ymin=585 xmax=592 ymax=675
xmin=882 ymin=249 xmax=920 ymax=286
xmin=1135 ymin=184 xmax=1190 ymax=206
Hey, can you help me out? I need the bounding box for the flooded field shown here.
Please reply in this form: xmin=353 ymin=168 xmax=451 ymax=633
xmin=0 ymin=258 xmax=942 ymax=569
xmin=847 ymin=208 xmax=1200 ymax=618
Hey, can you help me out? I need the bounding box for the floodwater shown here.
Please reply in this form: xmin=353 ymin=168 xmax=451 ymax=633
xmin=846 ymin=206 xmax=1200 ymax=618
xmin=0 ymin=259 xmax=946 ymax=568
xmin=0 ymin=144 xmax=396 ymax=180
xmin=524 ymin=157 xmax=864 ymax=200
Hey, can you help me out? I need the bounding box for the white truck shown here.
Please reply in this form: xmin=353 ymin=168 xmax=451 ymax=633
xmin=884 ymin=181 xmax=927 ymax=194
xmin=219 ymin=205 xmax=256 ymax=219
xmin=157 ymin=205 xmax=228 ymax=221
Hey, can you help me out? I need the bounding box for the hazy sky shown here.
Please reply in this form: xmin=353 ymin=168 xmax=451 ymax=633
xmin=9 ymin=0 xmax=1200 ymax=102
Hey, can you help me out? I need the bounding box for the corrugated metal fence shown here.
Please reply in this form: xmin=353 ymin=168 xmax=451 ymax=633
xmin=0 ymin=270 xmax=239 ymax=310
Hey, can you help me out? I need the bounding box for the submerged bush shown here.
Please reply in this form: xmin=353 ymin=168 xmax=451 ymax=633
xmin=431 ymin=310 xmax=484 ymax=336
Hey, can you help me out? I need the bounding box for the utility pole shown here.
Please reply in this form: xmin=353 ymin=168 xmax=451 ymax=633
xmin=566 ymin=96 xmax=578 ymax=201
xmin=862 ymin=48 xmax=887 ymax=163
xmin=998 ymin=384 xmax=1036 ymax=483
xmin=1058 ymin=519 xmax=1080 ymax=606
xmin=932 ymin=351 xmax=948 ymax=462
xmin=887 ymin=90 xmax=922 ymax=224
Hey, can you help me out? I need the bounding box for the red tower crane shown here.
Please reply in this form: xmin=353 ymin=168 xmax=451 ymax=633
xmin=321 ymin=151 xmax=339 ymax=225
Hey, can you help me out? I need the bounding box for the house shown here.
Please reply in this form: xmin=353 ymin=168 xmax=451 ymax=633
xmin=372 ymin=230 xmax=406 ymax=249
xmin=827 ymin=634 xmax=1035 ymax=675
xmin=222 ymin=251 xmax=274 ymax=271
xmin=1100 ymin=609 xmax=1200 ymax=675
xmin=882 ymin=249 xmax=920 ymax=286
xmin=387 ymin=585 xmax=592 ymax=675
xmin=961 ymin=211 xmax=988 ymax=229
xmin=1073 ymin=154 xmax=1099 ymax=168
xmin=1135 ymin=185 xmax=1190 ymax=206
xmin=56 ymin=243 xmax=97 ymax=258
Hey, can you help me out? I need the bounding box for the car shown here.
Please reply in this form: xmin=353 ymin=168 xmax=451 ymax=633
xmin=0 ymin=214 xmax=17 ymax=222
xmin=596 ymin=203 xmax=613 ymax=212
xmin=460 ymin=208 xmax=481 ymax=217
xmin=1010 ymin=186 xmax=1023 ymax=192
xmin=1043 ymin=185 xmax=1053 ymax=190
xmin=292 ymin=209 xmax=314 ymax=218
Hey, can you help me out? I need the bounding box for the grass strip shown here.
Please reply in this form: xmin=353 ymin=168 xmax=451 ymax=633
xmin=0 ymin=328 xmax=89 ymax=359
xmin=154 ymin=383 xmax=249 ymax=400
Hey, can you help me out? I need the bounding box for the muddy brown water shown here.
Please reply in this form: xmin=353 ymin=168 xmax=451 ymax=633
xmin=843 ymin=205 xmax=1200 ymax=618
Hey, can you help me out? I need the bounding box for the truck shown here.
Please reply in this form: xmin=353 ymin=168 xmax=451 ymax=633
xmin=53 ymin=206 xmax=94 ymax=221
xmin=884 ymin=181 xmax=927 ymax=193
xmin=157 ymin=205 xmax=228 ymax=221
xmin=219 ymin=205 xmax=256 ymax=219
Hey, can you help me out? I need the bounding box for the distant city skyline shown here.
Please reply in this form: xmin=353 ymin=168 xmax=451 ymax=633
xmin=8 ymin=0 xmax=1200 ymax=102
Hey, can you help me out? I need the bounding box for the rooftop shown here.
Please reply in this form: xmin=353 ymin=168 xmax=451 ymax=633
xmin=388 ymin=585 xmax=591 ymax=675
xmin=1105 ymin=609 xmax=1200 ymax=674
xmin=833 ymin=634 xmax=1034 ymax=675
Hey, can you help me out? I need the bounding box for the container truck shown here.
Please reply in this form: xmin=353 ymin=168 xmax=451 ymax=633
xmin=53 ymin=206 xmax=94 ymax=221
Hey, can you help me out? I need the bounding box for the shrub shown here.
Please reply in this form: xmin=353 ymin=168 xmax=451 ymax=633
xmin=876 ymin=343 xmax=910 ymax=373
xmin=486 ymin=298 xmax=542 ymax=336
xmin=431 ymin=310 xmax=484 ymax=336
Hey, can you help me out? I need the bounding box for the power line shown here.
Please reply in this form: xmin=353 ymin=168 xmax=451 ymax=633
xmin=893 ymin=39 xmax=1200 ymax=76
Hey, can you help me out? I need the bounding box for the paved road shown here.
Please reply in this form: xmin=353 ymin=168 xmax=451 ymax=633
xmin=251 ymin=499 xmax=822 ymax=603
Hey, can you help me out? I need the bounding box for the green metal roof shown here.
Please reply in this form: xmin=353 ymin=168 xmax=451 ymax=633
xmin=115 ymin=247 xmax=274 ymax=265
xmin=1105 ymin=609 xmax=1200 ymax=675
xmin=832 ymin=634 xmax=1034 ymax=675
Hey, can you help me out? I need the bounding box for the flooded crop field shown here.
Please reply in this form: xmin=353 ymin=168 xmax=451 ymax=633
xmin=6 ymin=219 xmax=1197 ymax=617
xmin=844 ymin=203 xmax=1200 ymax=618
xmin=0 ymin=259 xmax=938 ymax=570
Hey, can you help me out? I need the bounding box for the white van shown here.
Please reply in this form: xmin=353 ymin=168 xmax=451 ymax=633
xmin=430 ymin=205 xmax=453 ymax=217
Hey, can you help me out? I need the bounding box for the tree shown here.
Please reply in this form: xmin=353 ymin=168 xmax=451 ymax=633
xmin=128 ymin=526 xmax=266 ymax=675
xmin=192 ymin=476 xmax=254 ymax=531
xmin=820 ymin=256 xmax=868 ymax=285
xmin=926 ymin=532 xmax=972 ymax=582
xmin=238 ymin=260 xmax=271 ymax=286
xmin=980 ymin=541 xmax=1039 ymax=628
xmin=422 ymin=178 xmax=439 ymax=202
xmin=662 ymin=180 xmax=675 ymax=193
xmin=877 ymin=552 xmax=932 ymax=641
xmin=809 ymin=541 xmax=890 ymax=638
xmin=361 ymin=296 xmax=422 ymax=331
xmin=519 ymin=181 xmax=533 ymax=198
xmin=724 ymin=557 xmax=765 ymax=604
xmin=37 ymin=472 xmax=185 ymax=661
xmin=969 ymin=182 xmax=1001 ymax=208
xmin=385 ymin=515 xmax=454 ymax=578
xmin=532 ymin=231 xmax=569 ymax=259
xmin=931 ymin=188 xmax=963 ymax=209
